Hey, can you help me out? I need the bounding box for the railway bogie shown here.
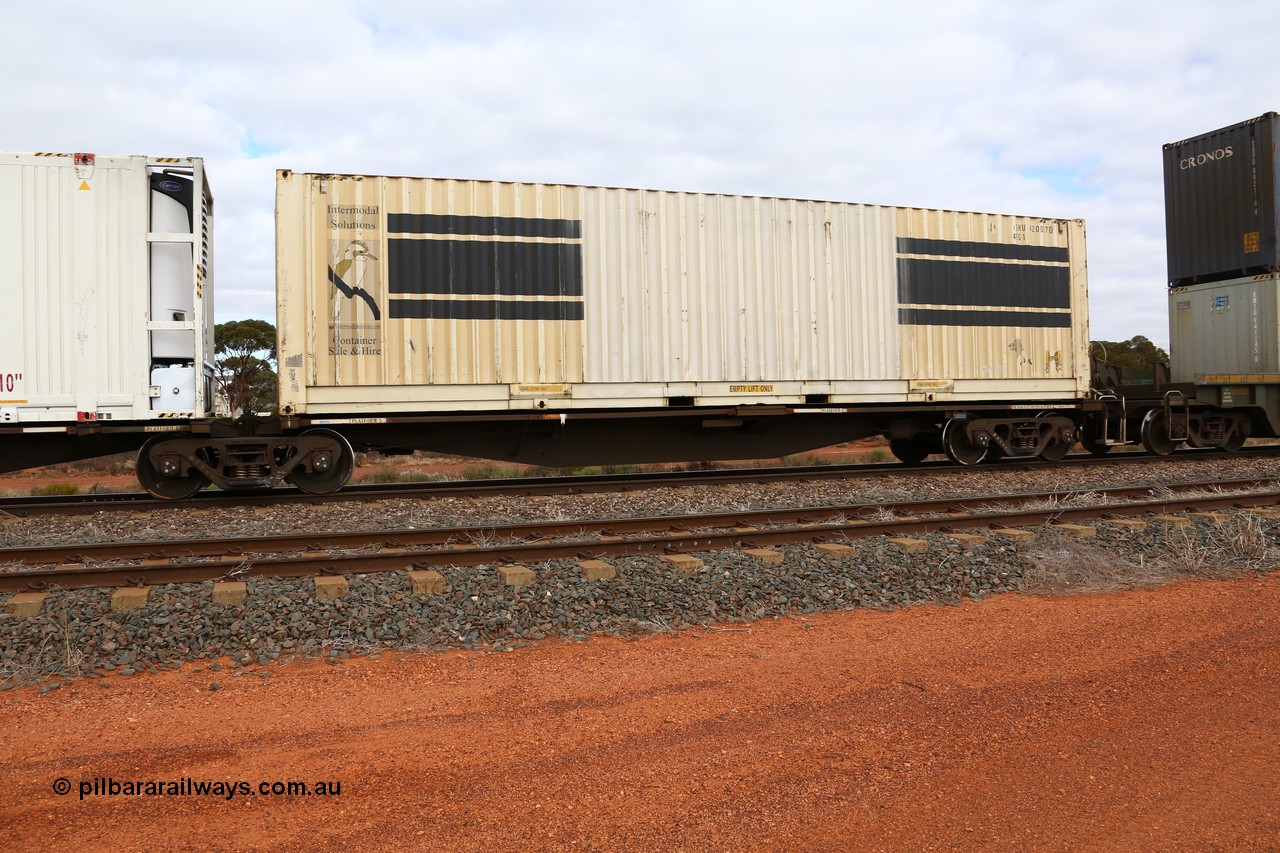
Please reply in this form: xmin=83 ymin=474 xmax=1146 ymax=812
xmin=133 ymin=430 xmax=357 ymax=499
xmin=887 ymin=412 xmax=1079 ymax=466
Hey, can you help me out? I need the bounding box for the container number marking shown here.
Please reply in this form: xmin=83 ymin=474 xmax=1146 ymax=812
xmin=1008 ymin=222 xmax=1060 ymax=242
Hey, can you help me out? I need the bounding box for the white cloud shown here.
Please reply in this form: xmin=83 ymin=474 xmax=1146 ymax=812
xmin=6 ymin=0 xmax=1280 ymax=349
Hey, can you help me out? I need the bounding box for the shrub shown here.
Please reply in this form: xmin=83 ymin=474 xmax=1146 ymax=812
xmin=863 ymin=447 xmax=891 ymax=464
xmin=460 ymin=462 xmax=525 ymax=480
xmin=35 ymin=483 xmax=79 ymax=496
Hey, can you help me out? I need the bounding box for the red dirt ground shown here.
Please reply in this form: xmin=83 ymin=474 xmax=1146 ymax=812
xmin=1 ymin=573 xmax=1277 ymax=850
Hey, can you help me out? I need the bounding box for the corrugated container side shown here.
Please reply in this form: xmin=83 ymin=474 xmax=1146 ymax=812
xmin=894 ymin=210 xmax=1088 ymax=389
xmin=1169 ymin=274 xmax=1280 ymax=383
xmin=0 ymin=154 xmax=151 ymax=421
xmin=276 ymin=172 xmax=1089 ymax=415
xmin=1164 ymin=112 xmax=1280 ymax=286
xmin=579 ymin=190 xmax=900 ymax=385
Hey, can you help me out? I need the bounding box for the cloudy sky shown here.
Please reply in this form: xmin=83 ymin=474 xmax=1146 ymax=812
xmin=7 ymin=0 xmax=1279 ymax=348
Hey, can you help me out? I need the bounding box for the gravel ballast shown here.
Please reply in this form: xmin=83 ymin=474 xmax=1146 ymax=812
xmin=3 ymin=508 xmax=1275 ymax=689
xmin=4 ymin=454 xmax=1280 ymax=547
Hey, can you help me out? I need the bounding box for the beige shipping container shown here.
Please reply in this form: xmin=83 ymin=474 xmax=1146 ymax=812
xmin=275 ymin=172 xmax=1088 ymax=415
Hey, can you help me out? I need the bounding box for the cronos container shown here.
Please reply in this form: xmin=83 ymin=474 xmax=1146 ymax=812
xmin=275 ymin=171 xmax=1089 ymax=415
xmin=1164 ymin=112 xmax=1280 ymax=286
xmin=0 ymin=152 xmax=215 ymax=425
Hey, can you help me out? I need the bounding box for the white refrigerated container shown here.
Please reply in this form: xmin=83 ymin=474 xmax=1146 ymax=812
xmin=0 ymin=151 xmax=214 ymax=424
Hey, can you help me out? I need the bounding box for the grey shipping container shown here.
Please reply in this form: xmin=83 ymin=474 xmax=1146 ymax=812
xmin=1164 ymin=112 xmax=1280 ymax=286
xmin=1169 ymin=273 xmax=1280 ymax=385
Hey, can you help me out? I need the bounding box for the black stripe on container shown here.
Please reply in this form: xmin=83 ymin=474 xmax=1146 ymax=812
xmin=897 ymin=258 xmax=1070 ymax=309
xmin=389 ymin=299 xmax=585 ymax=321
xmin=388 ymin=213 xmax=582 ymax=239
xmin=898 ymin=308 xmax=1072 ymax=328
xmin=388 ymin=239 xmax=584 ymax=297
xmin=897 ymin=237 xmax=1069 ymax=263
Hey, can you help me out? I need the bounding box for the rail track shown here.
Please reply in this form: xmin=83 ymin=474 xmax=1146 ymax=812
xmin=2 ymin=444 xmax=1278 ymax=517
xmin=3 ymin=475 xmax=1277 ymax=592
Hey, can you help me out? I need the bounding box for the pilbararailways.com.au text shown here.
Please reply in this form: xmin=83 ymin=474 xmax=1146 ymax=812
xmin=52 ymin=777 xmax=342 ymax=800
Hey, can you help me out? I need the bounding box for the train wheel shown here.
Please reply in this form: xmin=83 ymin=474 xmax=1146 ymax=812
xmin=1222 ymin=430 xmax=1246 ymax=452
xmin=1037 ymin=411 xmax=1071 ymax=461
xmin=889 ymin=436 xmax=930 ymax=464
xmin=136 ymin=436 xmax=211 ymax=500
xmin=1079 ymin=419 xmax=1113 ymax=456
xmin=942 ymin=418 xmax=987 ymax=466
xmin=1080 ymin=437 xmax=1112 ymax=456
xmin=286 ymin=429 xmax=355 ymax=494
xmin=1140 ymin=410 xmax=1178 ymax=456
xmin=1185 ymin=429 xmax=1209 ymax=448
xmin=1039 ymin=439 xmax=1070 ymax=461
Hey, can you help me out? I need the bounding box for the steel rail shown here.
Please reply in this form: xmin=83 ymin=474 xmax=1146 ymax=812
xmin=2 ymin=487 xmax=1277 ymax=592
xmin=1 ymin=445 xmax=1278 ymax=518
xmin=5 ymin=476 xmax=1278 ymax=567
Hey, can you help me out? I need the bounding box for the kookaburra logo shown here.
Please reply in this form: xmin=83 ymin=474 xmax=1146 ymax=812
xmin=328 ymin=240 xmax=381 ymax=320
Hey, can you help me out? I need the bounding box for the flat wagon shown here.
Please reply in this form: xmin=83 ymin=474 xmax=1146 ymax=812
xmin=0 ymin=154 xmax=1095 ymax=497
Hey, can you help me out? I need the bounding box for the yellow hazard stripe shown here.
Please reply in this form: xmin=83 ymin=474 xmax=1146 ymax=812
xmin=34 ymin=152 xmax=71 ymax=157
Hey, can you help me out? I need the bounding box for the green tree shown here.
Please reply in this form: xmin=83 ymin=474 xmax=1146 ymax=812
xmin=215 ymin=319 xmax=277 ymax=417
xmin=1091 ymin=336 xmax=1169 ymax=372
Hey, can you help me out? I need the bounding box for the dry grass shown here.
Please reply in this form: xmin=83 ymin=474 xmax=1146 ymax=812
xmin=861 ymin=507 xmax=901 ymax=524
xmin=1018 ymin=514 xmax=1278 ymax=595
xmin=999 ymin=490 xmax=1116 ymax=516
xmin=353 ymin=466 xmax=444 ymax=485
xmin=0 ymin=593 xmax=88 ymax=686
xmin=1018 ymin=535 xmax=1170 ymax=594
xmin=459 ymin=461 xmax=527 ymax=481
xmin=1157 ymin=514 xmax=1273 ymax=578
